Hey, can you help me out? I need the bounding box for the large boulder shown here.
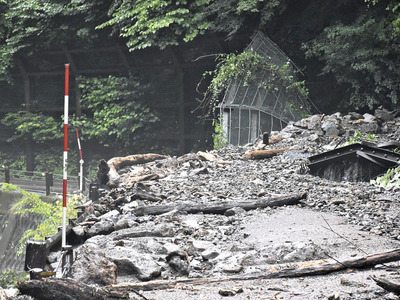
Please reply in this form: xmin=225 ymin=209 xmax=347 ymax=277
xmin=70 ymin=243 xmax=117 ymax=286
xmin=105 ymin=246 xmax=161 ymax=281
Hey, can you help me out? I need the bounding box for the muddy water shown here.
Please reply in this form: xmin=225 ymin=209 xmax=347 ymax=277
xmin=0 ymin=191 xmax=41 ymax=272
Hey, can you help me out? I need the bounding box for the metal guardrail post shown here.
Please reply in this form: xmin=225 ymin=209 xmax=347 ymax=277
xmin=82 ymin=176 xmax=86 ymax=192
xmin=24 ymin=240 xmax=48 ymax=273
xmin=263 ymin=132 xmax=269 ymax=145
xmin=45 ymin=172 xmax=53 ymax=196
xmin=89 ymin=183 xmax=99 ymax=202
xmin=4 ymin=167 xmax=10 ymax=183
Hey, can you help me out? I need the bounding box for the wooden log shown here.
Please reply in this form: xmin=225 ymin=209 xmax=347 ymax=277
xmin=46 ymin=209 xmax=88 ymax=252
xmin=102 ymin=248 xmax=400 ymax=292
xmin=268 ymin=135 xmax=284 ymax=145
xmin=371 ymin=276 xmax=400 ymax=295
xmin=17 ymin=278 xmax=128 ymax=300
xmin=132 ymin=191 xmax=307 ymax=216
xmin=107 ymin=153 xmax=169 ymax=179
xmin=18 ymin=249 xmax=400 ymax=298
xmin=243 ymin=148 xmax=289 ymax=159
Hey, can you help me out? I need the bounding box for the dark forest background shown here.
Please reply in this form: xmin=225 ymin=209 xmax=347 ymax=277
xmin=0 ymin=0 xmax=398 ymax=177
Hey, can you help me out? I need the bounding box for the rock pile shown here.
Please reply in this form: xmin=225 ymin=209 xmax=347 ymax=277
xmin=21 ymin=108 xmax=400 ymax=299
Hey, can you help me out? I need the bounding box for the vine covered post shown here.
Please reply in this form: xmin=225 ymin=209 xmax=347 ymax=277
xmin=62 ymin=64 xmax=69 ymax=248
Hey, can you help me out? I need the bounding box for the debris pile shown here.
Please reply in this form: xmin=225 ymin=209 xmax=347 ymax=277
xmin=13 ymin=108 xmax=400 ymax=299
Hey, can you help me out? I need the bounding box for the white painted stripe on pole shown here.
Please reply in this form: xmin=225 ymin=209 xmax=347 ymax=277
xmin=62 ymin=206 xmax=67 ymax=248
xmin=64 ymin=96 xmax=69 ymax=124
xmin=63 ymin=151 xmax=68 ymax=179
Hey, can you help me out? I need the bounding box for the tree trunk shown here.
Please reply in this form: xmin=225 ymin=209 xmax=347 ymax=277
xmin=17 ymin=278 xmax=128 ymax=300
xmin=243 ymin=148 xmax=289 ymax=159
xmin=106 ymin=153 xmax=169 ymax=182
xmin=18 ymin=248 xmax=400 ymax=298
xmin=371 ymin=276 xmax=400 ymax=295
xmin=133 ymin=191 xmax=307 ymax=216
xmin=104 ymin=248 xmax=400 ymax=292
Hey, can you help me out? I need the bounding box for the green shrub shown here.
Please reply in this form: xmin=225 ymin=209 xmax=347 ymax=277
xmin=212 ymin=119 xmax=227 ymax=150
xmin=0 ymin=270 xmax=28 ymax=289
xmin=1 ymin=183 xmax=79 ymax=254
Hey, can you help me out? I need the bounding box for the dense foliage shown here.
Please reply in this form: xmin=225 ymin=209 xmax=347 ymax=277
xmin=72 ymin=75 xmax=158 ymax=152
xmin=0 ymin=0 xmax=399 ymax=171
xmin=2 ymin=111 xmax=62 ymax=142
xmin=0 ymin=269 xmax=27 ymax=289
xmin=2 ymin=183 xmax=79 ymax=254
xmin=0 ymin=0 xmax=109 ymax=78
xmin=0 ymin=74 xmax=157 ymax=172
xmin=98 ymin=0 xmax=282 ymax=51
xmin=200 ymin=50 xmax=308 ymax=116
xmin=304 ymin=11 xmax=400 ymax=109
xmin=0 ymin=0 xmax=399 ymax=110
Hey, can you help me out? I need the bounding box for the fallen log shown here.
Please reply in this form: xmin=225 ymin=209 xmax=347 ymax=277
xmin=103 ymin=248 xmax=400 ymax=292
xmin=18 ymin=249 xmax=400 ymax=298
xmin=108 ymin=153 xmax=169 ymax=178
xmin=243 ymin=148 xmax=289 ymax=159
xmin=97 ymin=154 xmax=169 ymax=185
xmin=371 ymin=276 xmax=400 ymax=295
xmin=132 ymin=191 xmax=307 ymax=216
xmin=17 ymin=278 xmax=128 ymax=300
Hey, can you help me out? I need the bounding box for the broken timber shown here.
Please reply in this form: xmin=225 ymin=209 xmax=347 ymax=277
xmin=98 ymin=153 xmax=169 ymax=185
xmin=18 ymin=248 xmax=400 ymax=298
xmin=243 ymin=147 xmax=289 ymax=159
xmin=132 ymin=191 xmax=307 ymax=216
xmin=371 ymin=275 xmax=400 ymax=295
xmin=103 ymin=248 xmax=400 ymax=291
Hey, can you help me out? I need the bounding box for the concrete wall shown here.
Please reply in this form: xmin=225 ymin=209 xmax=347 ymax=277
xmin=0 ymin=191 xmax=41 ymax=272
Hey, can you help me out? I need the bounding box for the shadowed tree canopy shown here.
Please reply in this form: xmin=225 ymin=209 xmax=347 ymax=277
xmin=0 ymin=0 xmax=399 ymax=112
xmin=0 ymin=0 xmax=399 ymax=173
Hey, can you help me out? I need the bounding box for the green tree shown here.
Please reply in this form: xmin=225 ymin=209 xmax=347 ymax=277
xmin=71 ymin=75 xmax=159 ymax=153
xmin=0 ymin=0 xmax=109 ymax=79
xmin=303 ymin=10 xmax=400 ymax=110
xmin=2 ymin=111 xmax=62 ymax=142
xmin=98 ymin=0 xmax=282 ymax=51
xmin=365 ymin=0 xmax=400 ymax=31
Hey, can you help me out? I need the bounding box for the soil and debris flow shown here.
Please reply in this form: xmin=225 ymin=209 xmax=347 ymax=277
xmin=13 ymin=108 xmax=400 ymax=300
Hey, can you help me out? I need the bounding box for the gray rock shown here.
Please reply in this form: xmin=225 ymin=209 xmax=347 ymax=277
xmin=115 ymin=215 xmax=136 ymax=230
xmin=72 ymin=225 xmax=85 ymax=237
xmin=99 ymin=209 xmax=120 ymax=221
xmin=363 ymin=113 xmax=377 ymax=123
xmin=106 ymin=246 xmax=161 ymax=281
xmin=71 ymin=245 xmax=117 ymax=285
xmin=191 ymin=240 xmax=214 ymax=252
xmin=259 ymin=242 xmax=325 ymax=264
xmin=182 ymin=219 xmax=200 ymax=229
xmin=224 ymin=207 xmax=246 ymax=216
xmin=87 ymin=219 xmax=115 ymax=237
xmin=168 ymin=255 xmax=190 ymax=275
xmin=201 ymin=248 xmax=220 ymax=260
xmin=348 ymin=112 xmax=363 ymax=120
xmin=359 ymin=122 xmax=381 ymax=133
xmin=375 ymin=107 xmax=394 ymax=122
xmin=321 ymin=120 xmax=342 ymax=136
xmin=215 ymin=254 xmax=245 ymax=273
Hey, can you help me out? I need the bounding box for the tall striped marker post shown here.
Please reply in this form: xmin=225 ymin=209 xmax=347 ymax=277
xmin=75 ymin=128 xmax=84 ymax=195
xmin=62 ymin=64 xmax=69 ymax=248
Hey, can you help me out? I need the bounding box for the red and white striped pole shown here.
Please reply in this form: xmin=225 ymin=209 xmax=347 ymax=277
xmin=75 ymin=128 xmax=84 ymax=195
xmin=62 ymin=64 xmax=69 ymax=248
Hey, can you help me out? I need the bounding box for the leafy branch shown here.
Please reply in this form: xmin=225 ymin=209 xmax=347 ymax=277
xmin=199 ymin=50 xmax=309 ymax=116
xmin=2 ymin=183 xmax=79 ymax=255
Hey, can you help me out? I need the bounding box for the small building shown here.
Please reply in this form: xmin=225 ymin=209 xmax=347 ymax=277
xmin=219 ymin=32 xmax=311 ymax=145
